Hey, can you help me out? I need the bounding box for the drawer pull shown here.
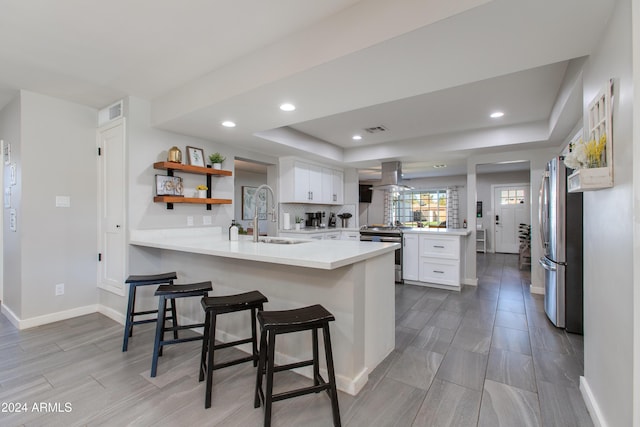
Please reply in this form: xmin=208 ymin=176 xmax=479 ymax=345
xmin=433 ymin=270 xmax=445 ymax=274
xmin=433 ymin=245 xmax=445 ymax=248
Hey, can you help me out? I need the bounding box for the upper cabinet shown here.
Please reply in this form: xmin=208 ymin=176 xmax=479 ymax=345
xmin=280 ymin=158 xmax=344 ymax=205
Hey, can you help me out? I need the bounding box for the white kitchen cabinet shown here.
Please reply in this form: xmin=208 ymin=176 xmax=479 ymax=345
xmin=402 ymin=231 xmax=466 ymax=291
xmin=332 ymin=169 xmax=344 ymax=204
xmin=341 ymin=231 xmax=360 ymax=241
xmin=402 ymin=233 xmax=419 ymax=281
xmin=418 ymin=234 xmax=462 ymax=289
xmin=291 ymin=161 xmax=322 ymax=202
xmin=280 ymin=158 xmax=344 ymax=205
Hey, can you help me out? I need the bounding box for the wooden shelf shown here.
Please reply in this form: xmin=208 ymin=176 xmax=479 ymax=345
xmin=153 ymin=161 xmax=232 ymax=209
xmin=567 ymin=167 xmax=613 ymax=192
xmin=153 ymin=161 xmax=232 ymax=176
xmin=154 ymin=196 xmax=232 ymax=205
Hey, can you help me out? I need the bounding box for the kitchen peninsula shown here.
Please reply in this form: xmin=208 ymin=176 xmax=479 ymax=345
xmin=129 ymin=227 xmax=398 ymax=395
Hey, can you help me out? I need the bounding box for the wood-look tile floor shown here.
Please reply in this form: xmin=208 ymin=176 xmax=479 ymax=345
xmin=0 ymin=253 xmax=592 ymax=426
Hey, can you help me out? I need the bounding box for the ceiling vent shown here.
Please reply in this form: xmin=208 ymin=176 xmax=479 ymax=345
xmin=364 ymin=125 xmax=387 ymax=134
xmin=98 ymin=100 xmax=124 ymax=126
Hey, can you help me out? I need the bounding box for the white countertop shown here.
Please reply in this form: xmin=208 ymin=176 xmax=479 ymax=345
xmin=401 ymin=228 xmax=471 ymax=236
xmin=130 ymin=228 xmax=398 ymax=270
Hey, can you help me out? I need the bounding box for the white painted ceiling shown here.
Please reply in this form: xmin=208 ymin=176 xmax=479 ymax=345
xmin=0 ymin=0 xmax=616 ymax=179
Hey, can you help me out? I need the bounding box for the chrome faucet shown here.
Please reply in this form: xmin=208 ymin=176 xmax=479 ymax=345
xmin=253 ymin=184 xmax=277 ymax=242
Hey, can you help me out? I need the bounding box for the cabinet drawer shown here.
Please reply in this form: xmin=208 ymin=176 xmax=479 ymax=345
xmin=419 ymin=258 xmax=460 ymax=286
xmin=419 ymin=235 xmax=460 ymax=259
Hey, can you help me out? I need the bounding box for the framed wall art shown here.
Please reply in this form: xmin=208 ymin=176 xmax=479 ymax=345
xmin=155 ymin=175 xmax=183 ymax=196
xmin=242 ymin=186 xmax=266 ymax=220
xmin=186 ymin=146 xmax=205 ymax=167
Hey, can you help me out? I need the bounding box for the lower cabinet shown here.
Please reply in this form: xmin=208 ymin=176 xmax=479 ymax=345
xmin=402 ymin=233 xmax=419 ymax=281
xmin=341 ymin=231 xmax=360 ymax=241
xmin=403 ymin=232 xmax=464 ymax=291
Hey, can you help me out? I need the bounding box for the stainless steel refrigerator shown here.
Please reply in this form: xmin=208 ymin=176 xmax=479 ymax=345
xmin=538 ymin=157 xmax=584 ymax=333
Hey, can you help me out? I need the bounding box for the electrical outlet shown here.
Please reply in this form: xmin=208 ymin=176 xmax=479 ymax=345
xmin=55 ymin=283 xmax=64 ymax=296
xmin=187 ymin=216 xmax=194 ymax=226
xmin=202 ymin=216 xmax=212 ymax=225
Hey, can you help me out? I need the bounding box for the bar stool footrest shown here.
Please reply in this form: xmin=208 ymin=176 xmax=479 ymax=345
xmin=273 ymin=359 xmax=314 ymax=373
xmin=272 ymin=383 xmax=330 ymax=402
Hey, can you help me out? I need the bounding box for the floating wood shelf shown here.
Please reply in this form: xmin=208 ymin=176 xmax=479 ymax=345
xmin=153 ymin=161 xmax=232 ymax=209
xmin=153 ymin=161 xmax=232 ymax=176
xmin=154 ymin=196 xmax=232 ymax=205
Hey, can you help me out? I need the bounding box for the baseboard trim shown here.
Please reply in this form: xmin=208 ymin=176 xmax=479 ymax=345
xmin=580 ymin=376 xmax=608 ymax=427
xmin=97 ymin=304 xmax=126 ymax=325
xmin=3 ymin=304 xmax=99 ymax=330
xmin=463 ymin=277 xmax=478 ymax=286
xmin=529 ymin=284 xmax=545 ymax=295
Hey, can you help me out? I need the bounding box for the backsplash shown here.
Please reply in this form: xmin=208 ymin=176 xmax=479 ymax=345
xmin=279 ymin=203 xmax=357 ymax=229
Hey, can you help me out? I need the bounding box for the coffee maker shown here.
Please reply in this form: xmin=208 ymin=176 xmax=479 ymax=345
xmin=328 ymin=213 xmax=337 ymax=228
xmin=305 ymin=212 xmax=322 ymax=228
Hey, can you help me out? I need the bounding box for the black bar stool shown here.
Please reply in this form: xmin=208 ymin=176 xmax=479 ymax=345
xmin=199 ymin=290 xmax=269 ymax=408
xmin=122 ymin=272 xmax=178 ymax=352
xmin=254 ymin=304 xmax=341 ymax=427
xmin=150 ymin=281 xmax=213 ymax=377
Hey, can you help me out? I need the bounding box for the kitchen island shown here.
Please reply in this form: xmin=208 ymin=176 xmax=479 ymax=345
xmin=402 ymin=228 xmax=471 ymax=291
xmin=129 ymin=228 xmax=398 ymax=395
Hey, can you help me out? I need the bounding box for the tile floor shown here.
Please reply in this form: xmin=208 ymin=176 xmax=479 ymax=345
xmin=0 ymin=253 xmax=592 ymax=426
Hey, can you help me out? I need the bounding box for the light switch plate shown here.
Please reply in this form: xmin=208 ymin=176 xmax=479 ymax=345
xmin=202 ymin=216 xmax=212 ymax=225
xmin=56 ymin=196 xmax=71 ymax=207
xmin=187 ymin=216 xmax=194 ymax=226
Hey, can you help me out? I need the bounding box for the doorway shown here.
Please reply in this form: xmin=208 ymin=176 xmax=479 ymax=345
xmin=493 ymin=184 xmax=530 ymax=253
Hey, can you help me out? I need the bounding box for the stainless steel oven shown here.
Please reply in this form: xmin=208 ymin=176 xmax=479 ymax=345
xmin=360 ymin=227 xmax=403 ymax=283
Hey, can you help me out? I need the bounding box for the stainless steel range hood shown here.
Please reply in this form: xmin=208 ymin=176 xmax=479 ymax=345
xmin=371 ymin=161 xmax=413 ymax=191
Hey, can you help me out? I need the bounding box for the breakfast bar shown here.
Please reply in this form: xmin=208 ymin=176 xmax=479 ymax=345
xmin=129 ymin=227 xmax=399 ymax=395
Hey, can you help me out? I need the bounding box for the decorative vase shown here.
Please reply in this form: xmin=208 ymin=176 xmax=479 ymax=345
xmin=198 ymin=190 xmax=207 ymax=198
xmin=168 ymin=146 xmax=182 ymax=163
xmin=295 ymin=223 xmax=301 ymax=231
xmin=212 ymin=163 xmax=222 ymax=170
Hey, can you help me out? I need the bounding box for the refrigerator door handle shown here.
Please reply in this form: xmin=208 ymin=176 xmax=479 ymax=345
xmin=538 ymin=257 xmax=557 ymax=271
xmin=538 ymin=171 xmax=549 ymax=252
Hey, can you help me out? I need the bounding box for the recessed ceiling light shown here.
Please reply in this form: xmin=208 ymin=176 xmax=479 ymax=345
xmin=280 ymin=103 xmax=296 ymax=112
xmin=433 ymin=164 xmax=447 ymax=169
xmin=352 ymin=135 xmax=362 ymax=140
xmin=490 ymin=111 xmax=504 ymax=118
xmin=221 ymin=121 xmax=236 ymax=128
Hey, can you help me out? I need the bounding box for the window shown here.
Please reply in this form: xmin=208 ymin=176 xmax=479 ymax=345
xmin=500 ymin=189 xmax=525 ymax=205
xmin=392 ymin=189 xmax=448 ymax=226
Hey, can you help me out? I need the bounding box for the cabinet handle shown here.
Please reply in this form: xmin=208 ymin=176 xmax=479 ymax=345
xmin=433 ymin=270 xmax=445 ymax=274
xmin=310 ymin=191 xmax=313 ymax=200
xmin=433 ymin=245 xmax=445 ymax=248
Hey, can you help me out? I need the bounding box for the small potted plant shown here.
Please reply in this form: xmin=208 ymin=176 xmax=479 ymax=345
xmin=295 ymin=216 xmax=303 ymax=231
xmin=208 ymin=152 xmax=226 ymax=169
xmin=196 ymin=184 xmax=208 ymax=198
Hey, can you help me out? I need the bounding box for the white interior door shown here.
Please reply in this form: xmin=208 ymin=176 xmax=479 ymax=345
xmin=97 ymin=119 xmax=126 ymax=295
xmin=494 ymin=184 xmax=530 ymax=253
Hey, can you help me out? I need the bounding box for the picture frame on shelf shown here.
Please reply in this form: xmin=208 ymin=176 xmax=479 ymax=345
xmin=242 ymin=186 xmax=266 ymax=220
xmin=155 ymin=175 xmax=183 ymax=196
xmin=186 ymin=146 xmax=205 ymax=167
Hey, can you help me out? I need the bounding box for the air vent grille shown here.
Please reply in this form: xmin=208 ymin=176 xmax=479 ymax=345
xmin=364 ymin=125 xmax=387 ymax=134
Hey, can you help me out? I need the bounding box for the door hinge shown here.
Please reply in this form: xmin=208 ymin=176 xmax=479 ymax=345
xmin=98 ymin=147 xmax=101 ymax=156
xmin=98 ymin=253 xmax=102 ymax=262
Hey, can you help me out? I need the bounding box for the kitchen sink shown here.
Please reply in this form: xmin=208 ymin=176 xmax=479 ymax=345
xmin=258 ymin=237 xmax=309 ymax=245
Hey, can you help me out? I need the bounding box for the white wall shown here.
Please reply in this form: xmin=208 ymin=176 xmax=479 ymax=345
xmin=581 ymin=0 xmax=635 ymax=425
xmin=0 ymin=91 xmax=98 ymax=322
xmin=0 ymin=96 xmax=20 ymax=316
